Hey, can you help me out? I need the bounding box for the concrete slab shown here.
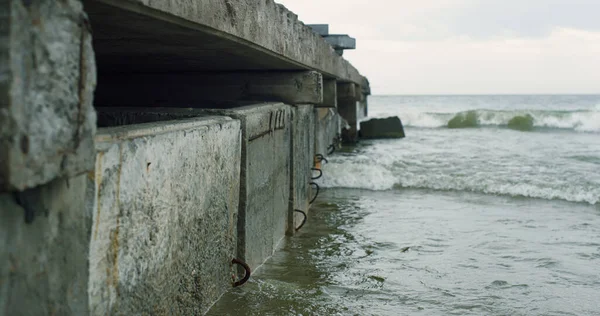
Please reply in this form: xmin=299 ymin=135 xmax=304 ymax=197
xmin=289 ymin=104 xmax=315 ymax=234
xmin=89 ymin=116 xmax=241 ymax=315
xmin=1 ymin=0 xmax=97 ymax=191
xmin=95 ymin=103 xmax=292 ymax=273
xmin=0 ymin=175 xmax=91 ymax=316
xmin=83 ymin=0 xmax=365 ymax=85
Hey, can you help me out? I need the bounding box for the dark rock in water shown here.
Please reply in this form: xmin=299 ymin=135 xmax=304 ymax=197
xmin=507 ymin=114 xmax=534 ymax=131
xmin=447 ymin=110 xmax=479 ymax=128
xmin=359 ymin=116 xmax=405 ymax=139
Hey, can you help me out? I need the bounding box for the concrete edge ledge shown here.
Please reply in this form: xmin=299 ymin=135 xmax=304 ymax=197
xmin=95 ymin=116 xmax=235 ymax=144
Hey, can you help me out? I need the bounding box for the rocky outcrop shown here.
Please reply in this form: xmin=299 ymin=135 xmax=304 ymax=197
xmin=359 ymin=116 xmax=406 ymax=139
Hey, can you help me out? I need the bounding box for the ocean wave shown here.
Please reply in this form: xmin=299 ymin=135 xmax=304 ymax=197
xmin=317 ymin=159 xmax=599 ymax=205
xmin=395 ymin=109 xmax=600 ymax=132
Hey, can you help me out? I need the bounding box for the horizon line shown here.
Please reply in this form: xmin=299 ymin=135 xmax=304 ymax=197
xmin=371 ymin=93 xmax=600 ymax=96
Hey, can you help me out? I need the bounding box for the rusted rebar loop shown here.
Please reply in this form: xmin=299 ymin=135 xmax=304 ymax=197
xmin=309 ymin=182 xmax=320 ymax=204
xmin=231 ymin=258 xmax=251 ymax=287
xmin=294 ymin=209 xmax=308 ymax=231
xmin=327 ymin=144 xmax=335 ymax=155
xmin=315 ymin=154 xmax=328 ymax=164
xmin=311 ymin=168 xmax=323 ymax=180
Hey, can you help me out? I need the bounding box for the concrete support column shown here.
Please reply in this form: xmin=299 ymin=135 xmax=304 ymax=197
xmin=337 ymin=82 xmax=359 ymax=143
xmin=1 ymin=2 xmax=97 ymax=315
xmin=317 ymin=79 xmax=337 ymax=108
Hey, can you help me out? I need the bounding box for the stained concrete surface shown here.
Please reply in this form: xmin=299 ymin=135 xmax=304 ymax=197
xmin=1 ymin=0 xmax=97 ymax=191
xmin=0 ymin=175 xmax=91 ymax=316
xmin=289 ymin=104 xmax=315 ymax=234
xmin=95 ymin=103 xmax=292 ymax=273
xmin=89 ymin=116 xmax=241 ymax=315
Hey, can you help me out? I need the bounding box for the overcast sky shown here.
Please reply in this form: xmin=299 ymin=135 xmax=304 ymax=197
xmin=276 ymin=0 xmax=600 ymax=95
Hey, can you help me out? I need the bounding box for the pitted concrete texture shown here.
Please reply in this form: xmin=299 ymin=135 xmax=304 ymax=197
xmin=0 ymin=175 xmax=91 ymax=316
xmin=95 ymin=103 xmax=292 ymax=272
xmin=89 ymin=117 xmax=241 ymax=315
xmin=289 ymin=104 xmax=315 ymax=234
xmin=84 ymin=0 xmax=363 ymax=84
xmin=314 ymin=108 xmax=341 ymax=157
xmin=0 ymin=0 xmax=97 ymax=191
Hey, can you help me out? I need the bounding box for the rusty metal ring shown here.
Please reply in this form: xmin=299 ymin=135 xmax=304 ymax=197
xmin=315 ymin=154 xmax=328 ymax=164
xmin=311 ymin=168 xmax=323 ymax=180
xmin=294 ymin=209 xmax=307 ymax=231
xmin=309 ymin=182 xmax=320 ymax=204
xmin=327 ymin=144 xmax=335 ymax=155
xmin=231 ymin=258 xmax=251 ymax=287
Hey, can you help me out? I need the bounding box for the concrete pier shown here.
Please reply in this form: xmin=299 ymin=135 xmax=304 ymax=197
xmin=0 ymin=0 xmax=370 ymax=314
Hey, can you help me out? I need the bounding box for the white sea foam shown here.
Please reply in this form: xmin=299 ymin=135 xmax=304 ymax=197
xmin=318 ymin=155 xmax=600 ymax=205
xmin=318 ymin=160 xmax=396 ymax=191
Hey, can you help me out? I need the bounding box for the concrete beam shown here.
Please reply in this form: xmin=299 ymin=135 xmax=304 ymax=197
xmin=1 ymin=0 xmax=97 ymax=191
xmin=83 ymin=0 xmax=365 ymax=85
xmin=89 ymin=116 xmax=241 ymax=314
xmin=94 ymin=71 xmax=323 ymax=107
xmin=318 ymin=79 xmax=337 ymax=108
xmin=308 ymin=24 xmax=329 ymax=36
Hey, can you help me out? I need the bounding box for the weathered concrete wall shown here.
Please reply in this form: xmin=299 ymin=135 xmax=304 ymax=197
xmin=314 ymin=108 xmax=341 ymax=157
xmin=89 ymin=117 xmax=241 ymax=315
xmin=1 ymin=0 xmax=97 ymax=191
xmin=289 ymin=105 xmax=315 ymax=233
xmin=96 ymin=103 xmax=292 ymax=272
xmin=0 ymin=175 xmax=91 ymax=316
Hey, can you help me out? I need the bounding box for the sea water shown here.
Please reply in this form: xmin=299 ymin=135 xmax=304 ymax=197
xmin=208 ymin=95 xmax=600 ymax=316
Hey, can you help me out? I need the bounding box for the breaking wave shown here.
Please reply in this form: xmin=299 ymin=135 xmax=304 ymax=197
xmin=317 ymin=156 xmax=600 ymax=205
xmin=397 ymin=109 xmax=600 ymax=132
